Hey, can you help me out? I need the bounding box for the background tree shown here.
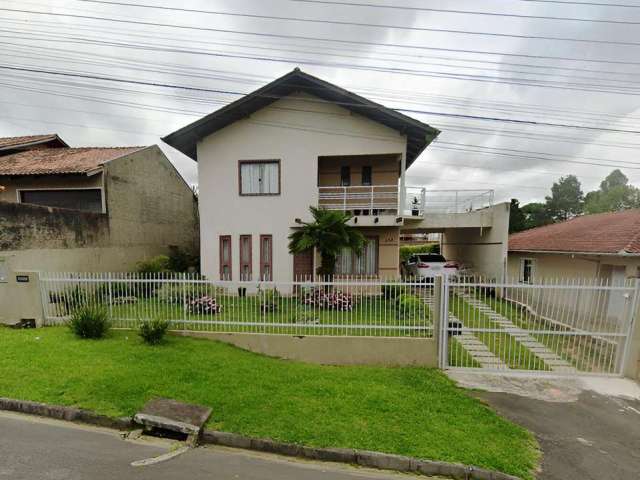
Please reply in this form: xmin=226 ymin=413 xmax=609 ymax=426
xmin=288 ymin=207 xmax=365 ymax=277
xmin=521 ymin=202 xmax=552 ymax=230
xmin=545 ymin=175 xmax=583 ymax=221
xmin=509 ymin=199 xmax=527 ymax=233
xmin=584 ymin=169 xmax=640 ymax=214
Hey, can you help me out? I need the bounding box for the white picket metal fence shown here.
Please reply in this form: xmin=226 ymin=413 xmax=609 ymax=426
xmin=439 ymin=277 xmax=639 ymax=376
xmin=38 ymin=273 xmax=434 ymax=338
xmin=37 ymin=272 xmax=638 ymax=376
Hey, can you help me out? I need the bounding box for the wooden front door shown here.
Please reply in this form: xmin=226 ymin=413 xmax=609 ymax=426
xmin=293 ymin=249 xmax=314 ymax=281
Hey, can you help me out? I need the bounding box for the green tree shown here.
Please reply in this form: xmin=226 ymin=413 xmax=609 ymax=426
xmin=509 ymin=199 xmax=527 ymax=233
xmin=288 ymin=207 xmax=365 ymax=277
xmin=521 ymin=202 xmax=552 ymax=230
xmin=545 ymin=175 xmax=583 ymax=221
xmin=584 ymin=170 xmax=640 ymax=214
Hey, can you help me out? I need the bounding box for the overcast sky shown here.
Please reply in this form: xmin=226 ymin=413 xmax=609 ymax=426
xmin=1 ymin=0 xmax=640 ymax=204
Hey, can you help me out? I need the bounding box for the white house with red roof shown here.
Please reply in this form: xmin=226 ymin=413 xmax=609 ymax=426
xmin=508 ymin=209 xmax=640 ymax=284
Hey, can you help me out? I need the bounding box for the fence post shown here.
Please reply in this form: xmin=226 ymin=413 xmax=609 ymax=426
xmin=622 ymin=278 xmax=640 ymax=379
xmin=107 ymin=272 xmax=113 ymax=320
xmin=434 ymin=276 xmax=449 ymax=369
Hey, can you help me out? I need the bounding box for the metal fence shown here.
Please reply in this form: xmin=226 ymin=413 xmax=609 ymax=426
xmin=39 ymin=273 xmax=433 ymax=338
xmin=441 ymin=277 xmax=638 ymax=376
xmin=404 ymin=188 xmax=494 ymax=215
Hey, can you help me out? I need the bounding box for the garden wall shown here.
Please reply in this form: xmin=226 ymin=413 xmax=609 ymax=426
xmin=172 ymin=331 xmax=438 ymax=367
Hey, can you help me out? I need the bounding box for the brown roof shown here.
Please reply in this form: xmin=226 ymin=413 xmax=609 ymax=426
xmin=509 ymin=209 xmax=640 ymax=255
xmin=0 ymin=134 xmax=67 ymax=151
xmin=0 ymin=147 xmax=145 ymax=176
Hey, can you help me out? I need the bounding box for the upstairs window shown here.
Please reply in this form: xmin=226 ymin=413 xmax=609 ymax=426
xmin=219 ymin=235 xmax=232 ymax=280
xmin=340 ymin=166 xmax=351 ymax=186
xmin=19 ymin=188 xmax=103 ymax=213
xmin=239 ymin=160 xmax=280 ymax=195
xmin=361 ymin=166 xmax=372 ymax=186
xmin=239 ymin=235 xmax=252 ymax=281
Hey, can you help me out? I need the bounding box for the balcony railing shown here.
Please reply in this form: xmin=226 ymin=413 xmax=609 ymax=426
xmin=318 ymin=185 xmax=399 ymax=215
xmin=404 ymin=188 xmax=494 ymax=216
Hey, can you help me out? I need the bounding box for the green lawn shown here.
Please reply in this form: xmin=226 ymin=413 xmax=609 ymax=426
xmin=449 ymin=294 xmax=547 ymax=371
xmin=0 ymin=327 xmax=539 ymax=478
xmin=478 ymin=293 xmax=617 ymax=373
xmin=51 ymin=293 xmax=433 ymax=338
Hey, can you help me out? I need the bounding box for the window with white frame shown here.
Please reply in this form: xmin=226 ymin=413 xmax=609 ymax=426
xmin=520 ymin=258 xmax=535 ymax=283
xmin=239 ymin=160 xmax=280 ymax=195
xmin=335 ymin=237 xmax=378 ymax=275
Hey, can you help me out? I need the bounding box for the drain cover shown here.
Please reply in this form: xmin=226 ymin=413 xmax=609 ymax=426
xmin=133 ymin=398 xmax=212 ymax=436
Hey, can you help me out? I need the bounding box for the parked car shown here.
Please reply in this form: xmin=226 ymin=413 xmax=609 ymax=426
xmin=404 ymin=253 xmax=459 ymax=279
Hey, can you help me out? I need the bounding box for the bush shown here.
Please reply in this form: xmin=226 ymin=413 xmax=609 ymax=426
xmin=188 ymin=296 xmax=223 ymax=314
xmin=301 ymin=288 xmax=354 ymax=311
xmin=395 ymin=294 xmax=425 ymax=320
xmin=138 ymin=318 xmax=170 ymax=345
xmin=68 ymin=305 xmax=111 ymax=339
xmin=167 ymin=246 xmax=200 ymax=273
xmin=399 ymin=243 xmax=440 ymax=263
xmin=136 ymin=255 xmax=171 ymax=274
xmin=259 ymin=288 xmax=280 ymax=313
xmin=381 ymin=281 xmax=406 ymax=300
xmin=156 ymin=282 xmax=225 ymax=305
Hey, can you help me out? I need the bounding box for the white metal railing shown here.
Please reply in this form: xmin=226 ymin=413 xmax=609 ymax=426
xmin=440 ymin=276 xmax=638 ymax=376
xmin=39 ymin=272 xmax=433 ymax=338
xmin=318 ymin=185 xmax=399 ymax=215
xmin=404 ymin=188 xmax=494 ymax=216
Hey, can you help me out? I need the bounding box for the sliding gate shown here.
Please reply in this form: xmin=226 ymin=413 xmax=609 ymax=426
xmin=438 ymin=277 xmax=638 ymax=376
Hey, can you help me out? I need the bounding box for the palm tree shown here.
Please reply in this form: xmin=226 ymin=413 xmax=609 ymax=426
xmin=288 ymin=207 xmax=365 ymax=277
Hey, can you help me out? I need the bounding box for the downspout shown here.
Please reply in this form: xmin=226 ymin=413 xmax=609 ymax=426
xmin=399 ymin=145 xmax=407 ymax=217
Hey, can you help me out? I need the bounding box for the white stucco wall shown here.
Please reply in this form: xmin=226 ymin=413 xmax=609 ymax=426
xmin=197 ymin=92 xmax=407 ymax=282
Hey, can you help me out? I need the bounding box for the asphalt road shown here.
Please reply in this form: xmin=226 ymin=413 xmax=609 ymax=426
xmin=476 ymin=390 xmax=640 ymax=480
xmin=0 ymin=412 xmax=434 ymax=480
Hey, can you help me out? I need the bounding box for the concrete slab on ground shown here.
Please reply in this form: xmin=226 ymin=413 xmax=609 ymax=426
xmin=133 ymin=398 xmax=212 ymax=435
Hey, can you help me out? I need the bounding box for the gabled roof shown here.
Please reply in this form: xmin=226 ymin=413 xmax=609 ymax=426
xmin=509 ymin=209 xmax=640 ymax=255
xmin=0 ymin=146 xmax=145 ymax=176
xmin=162 ymin=68 xmax=440 ymax=167
xmin=0 ymin=134 xmax=68 ymax=153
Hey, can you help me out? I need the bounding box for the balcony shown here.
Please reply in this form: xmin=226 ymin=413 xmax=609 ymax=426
xmin=403 ymin=188 xmax=494 ymax=216
xmin=318 ymin=185 xmax=399 ymax=216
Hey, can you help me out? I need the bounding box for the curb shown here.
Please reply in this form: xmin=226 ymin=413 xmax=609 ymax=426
xmin=0 ymin=397 xmax=132 ymax=431
xmin=201 ymin=430 xmax=522 ymax=480
xmin=0 ymin=398 xmax=520 ymax=480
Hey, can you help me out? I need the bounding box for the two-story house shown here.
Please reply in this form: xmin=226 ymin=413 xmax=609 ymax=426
xmin=163 ymin=69 xmax=509 ymax=282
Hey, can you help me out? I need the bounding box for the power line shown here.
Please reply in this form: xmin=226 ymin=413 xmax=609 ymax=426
xmin=517 ymin=0 xmax=640 ymax=7
xmin=5 ymin=63 xmax=640 ymax=135
xmin=284 ymin=0 xmax=640 ymax=24
xmin=7 ymin=15 xmax=640 ymax=80
xmin=53 ymin=3 xmax=640 ymax=47
xmin=4 ymin=6 xmax=640 ymax=67
xmin=4 ymin=30 xmax=640 ymax=98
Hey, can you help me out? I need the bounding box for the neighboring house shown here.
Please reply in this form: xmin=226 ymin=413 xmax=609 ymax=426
xmin=508 ymin=209 xmax=640 ymax=284
xmin=0 ymin=134 xmax=198 ymax=273
xmin=163 ymin=69 xmax=510 ymax=282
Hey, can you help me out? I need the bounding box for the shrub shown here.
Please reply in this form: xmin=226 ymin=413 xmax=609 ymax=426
xmin=302 ymin=288 xmax=354 ymax=311
xmin=395 ymin=294 xmax=425 ymax=320
xmin=136 ymin=255 xmax=171 ymax=274
xmin=138 ymin=318 xmax=170 ymax=345
xmin=188 ymin=296 xmax=223 ymax=315
xmin=259 ymin=288 xmax=280 ymax=313
xmin=156 ymin=282 xmax=225 ymax=305
xmin=399 ymin=243 xmax=440 ymax=263
xmin=68 ymin=305 xmax=111 ymax=339
xmin=167 ymin=246 xmax=200 ymax=273
xmin=381 ymin=281 xmax=406 ymax=300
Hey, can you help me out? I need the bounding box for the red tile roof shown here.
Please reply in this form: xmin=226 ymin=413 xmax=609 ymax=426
xmin=0 ymin=134 xmax=67 ymax=150
xmin=509 ymin=209 xmax=640 ymax=255
xmin=0 ymin=147 xmax=145 ymax=176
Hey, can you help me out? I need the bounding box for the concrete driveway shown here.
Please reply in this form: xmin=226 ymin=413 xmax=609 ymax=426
xmin=450 ymin=372 xmax=640 ymax=480
xmin=0 ymin=411 xmax=440 ymax=480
